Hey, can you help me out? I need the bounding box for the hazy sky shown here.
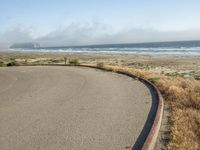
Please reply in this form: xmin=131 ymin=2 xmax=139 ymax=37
xmin=1 ymin=0 xmax=200 ymax=47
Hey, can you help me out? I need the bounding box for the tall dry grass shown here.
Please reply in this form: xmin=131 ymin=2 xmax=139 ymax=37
xmin=101 ymin=65 xmax=200 ymax=150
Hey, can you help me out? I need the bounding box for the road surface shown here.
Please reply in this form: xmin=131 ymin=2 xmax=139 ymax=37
xmin=0 ymin=66 xmax=152 ymax=150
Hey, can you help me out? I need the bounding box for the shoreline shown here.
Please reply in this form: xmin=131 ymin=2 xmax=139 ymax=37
xmin=1 ymin=49 xmax=200 ymax=57
xmin=1 ymin=50 xmax=200 ymax=57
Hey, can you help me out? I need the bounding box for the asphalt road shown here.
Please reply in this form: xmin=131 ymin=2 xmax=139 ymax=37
xmin=0 ymin=66 xmax=151 ymax=150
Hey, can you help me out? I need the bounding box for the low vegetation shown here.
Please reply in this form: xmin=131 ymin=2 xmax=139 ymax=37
xmin=0 ymin=57 xmax=17 ymax=67
xmin=49 ymin=59 xmax=62 ymax=64
xmin=6 ymin=61 xmax=16 ymax=66
xmin=96 ymin=62 xmax=104 ymax=68
xmin=96 ymin=65 xmax=200 ymax=150
xmin=68 ymin=59 xmax=80 ymax=66
xmin=0 ymin=61 xmax=4 ymax=67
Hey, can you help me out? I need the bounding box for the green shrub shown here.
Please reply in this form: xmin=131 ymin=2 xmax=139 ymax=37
xmin=6 ymin=61 xmax=16 ymax=66
xmin=10 ymin=58 xmax=15 ymax=61
xmin=0 ymin=61 xmax=4 ymax=67
xmin=69 ymin=59 xmax=80 ymax=66
xmin=194 ymin=75 xmax=200 ymax=80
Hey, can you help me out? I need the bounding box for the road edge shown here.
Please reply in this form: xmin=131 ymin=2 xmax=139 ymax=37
xmin=80 ymin=65 xmax=164 ymax=150
xmin=14 ymin=64 xmax=164 ymax=150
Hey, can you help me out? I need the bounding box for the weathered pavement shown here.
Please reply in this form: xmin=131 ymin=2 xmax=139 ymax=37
xmin=0 ymin=66 xmax=152 ymax=150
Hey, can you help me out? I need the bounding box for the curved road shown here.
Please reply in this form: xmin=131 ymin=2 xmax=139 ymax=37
xmin=0 ymin=66 xmax=151 ymax=150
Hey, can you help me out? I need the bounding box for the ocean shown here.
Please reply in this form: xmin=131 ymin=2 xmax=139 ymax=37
xmin=9 ymin=40 xmax=200 ymax=56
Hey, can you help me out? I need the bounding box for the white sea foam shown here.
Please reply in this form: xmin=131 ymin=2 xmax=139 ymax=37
xmin=8 ymin=46 xmax=200 ymax=56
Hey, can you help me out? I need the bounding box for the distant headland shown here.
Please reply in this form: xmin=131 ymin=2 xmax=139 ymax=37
xmin=10 ymin=42 xmax=40 ymax=49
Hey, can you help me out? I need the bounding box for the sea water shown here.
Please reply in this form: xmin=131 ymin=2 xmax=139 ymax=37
xmin=9 ymin=40 xmax=200 ymax=56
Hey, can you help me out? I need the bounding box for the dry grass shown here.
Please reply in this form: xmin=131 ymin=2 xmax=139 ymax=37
xmin=98 ymin=65 xmax=200 ymax=150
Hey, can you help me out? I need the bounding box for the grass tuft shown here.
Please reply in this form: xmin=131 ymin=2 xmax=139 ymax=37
xmin=96 ymin=62 xmax=104 ymax=68
xmin=0 ymin=61 xmax=4 ymax=67
xmin=6 ymin=61 xmax=16 ymax=66
xmin=69 ymin=59 xmax=80 ymax=66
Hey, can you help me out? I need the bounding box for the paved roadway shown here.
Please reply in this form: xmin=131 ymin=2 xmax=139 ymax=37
xmin=0 ymin=66 xmax=151 ymax=150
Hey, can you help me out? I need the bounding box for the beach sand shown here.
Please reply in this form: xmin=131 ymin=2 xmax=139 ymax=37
xmin=0 ymin=52 xmax=199 ymax=79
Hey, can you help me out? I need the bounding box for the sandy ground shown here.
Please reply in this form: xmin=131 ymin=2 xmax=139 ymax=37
xmin=0 ymin=66 xmax=152 ymax=150
xmin=1 ymin=52 xmax=199 ymax=79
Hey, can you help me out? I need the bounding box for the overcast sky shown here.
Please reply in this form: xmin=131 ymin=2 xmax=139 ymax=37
xmin=1 ymin=0 xmax=200 ymax=47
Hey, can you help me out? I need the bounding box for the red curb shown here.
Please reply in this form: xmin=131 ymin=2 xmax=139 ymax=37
xmin=81 ymin=65 xmax=164 ymax=150
xmin=140 ymin=78 xmax=164 ymax=150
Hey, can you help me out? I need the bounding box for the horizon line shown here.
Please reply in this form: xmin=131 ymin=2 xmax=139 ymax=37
xmin=34 ymin=39 xmax=200 ymax=49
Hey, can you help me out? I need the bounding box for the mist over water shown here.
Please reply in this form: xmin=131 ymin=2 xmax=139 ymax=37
xmin=9 ymin=41 xmax=200 ymax=56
